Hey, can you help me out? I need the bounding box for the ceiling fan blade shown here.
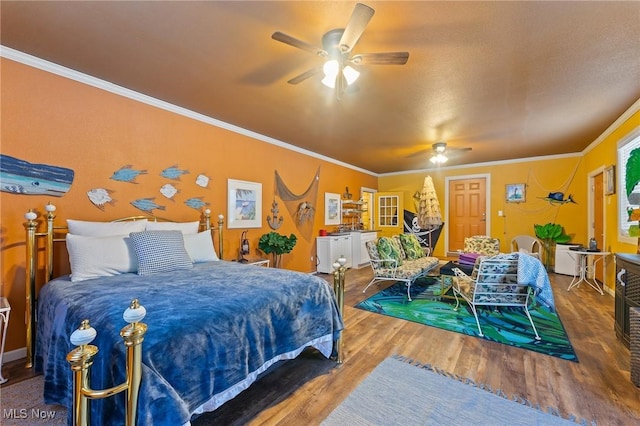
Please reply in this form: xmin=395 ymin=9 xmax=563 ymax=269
xmin=272 ymin=31 xmax=328 ymax=57
xmin=350 ymin=52 xmax=410 ymax=65
xmin=338 ymin=3 xmax=375 ymax=53
xmin=287 ymin=67 xmax=323 ymax=85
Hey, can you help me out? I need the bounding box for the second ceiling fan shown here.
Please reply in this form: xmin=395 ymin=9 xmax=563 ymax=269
xmin=272 ymin=3 xmax=409 ymax=100
xmin=430 ymin=142 xmax=472 ymax=164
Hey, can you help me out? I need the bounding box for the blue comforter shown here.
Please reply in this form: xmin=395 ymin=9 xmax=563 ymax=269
xmin=35 ymin=261 xmax=343 ymax=425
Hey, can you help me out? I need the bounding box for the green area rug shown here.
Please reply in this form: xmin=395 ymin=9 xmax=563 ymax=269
xmin=356 ymin=278 xmax=578 ymax=362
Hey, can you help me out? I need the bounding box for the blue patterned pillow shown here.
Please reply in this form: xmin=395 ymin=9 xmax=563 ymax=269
xmin=129 ymin=230 xmax=193 ymax=275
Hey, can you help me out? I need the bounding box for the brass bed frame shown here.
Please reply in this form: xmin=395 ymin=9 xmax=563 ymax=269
xmin=23 ymin=203 xmax=345 ymax=425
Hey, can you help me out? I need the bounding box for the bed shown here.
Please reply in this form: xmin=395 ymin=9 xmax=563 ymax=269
xmin=24 ymin=205 xmax=344 ymax=425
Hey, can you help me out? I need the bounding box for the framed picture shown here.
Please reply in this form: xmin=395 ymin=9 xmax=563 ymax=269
xmin=324 ymin=192 xmax=341 ymax=225
xmin=506 ymin=183 xmax=526 ymax=203
xmin=604 ymin=165 xmax=615 ymax=195
xmin=227 ymin=179 xmax=262 ymax=229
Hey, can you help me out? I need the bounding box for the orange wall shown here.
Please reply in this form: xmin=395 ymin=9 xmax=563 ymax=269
xmin=0 ymin=58 xmax=377 ymax=353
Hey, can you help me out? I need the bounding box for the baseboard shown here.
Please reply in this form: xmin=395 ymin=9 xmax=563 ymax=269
xmin=2 ymin=347 xmax=26 ymax=363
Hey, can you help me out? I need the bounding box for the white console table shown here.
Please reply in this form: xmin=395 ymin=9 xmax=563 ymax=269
xmin=0 ymin=297 xmax=11 ymax=384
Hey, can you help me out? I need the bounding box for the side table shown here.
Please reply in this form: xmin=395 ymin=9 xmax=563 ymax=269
xmin=236 ymin=257 xmax=270 ymax=267
xmin=0 ymin=297 xmax=11 ymax=384
xmin=567 ymin=250 xmax=610 ymax=295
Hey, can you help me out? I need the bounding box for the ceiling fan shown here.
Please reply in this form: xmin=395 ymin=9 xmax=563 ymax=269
xmin=430 ymin=142 xmax=472 ymax=164
xmin=271 ymin=3 xmax=409 ymax=100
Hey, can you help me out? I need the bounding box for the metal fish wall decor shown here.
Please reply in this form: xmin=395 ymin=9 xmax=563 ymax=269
xmin=111 ymin=165 xmax=148 ymax=184
xmin=160 ymin=183 xmax=179 ymax=200
xmin=0 ymin=154 xmax=75 ymax=196
xmin=184 ymin=197 xmax=209 ymax=210
xmin=195 ymin=174 xmax=210 ymax=188
xmin=131 ymin=197 xmax=166 ymax=213
xmin=161 ymin=165 xmax=190 ymax=181
xmin=87 ymin=188 xmax=116 ymax=210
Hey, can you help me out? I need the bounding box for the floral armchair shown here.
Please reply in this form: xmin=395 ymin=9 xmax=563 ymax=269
xmin=463 ymin=235 xmax=501 ymax=256
xmin=451 ymin=254 xmax=541 ymax=340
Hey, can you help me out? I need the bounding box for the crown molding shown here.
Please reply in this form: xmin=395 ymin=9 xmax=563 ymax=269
xmin=0 ymin=45 xmax=377 ymax=177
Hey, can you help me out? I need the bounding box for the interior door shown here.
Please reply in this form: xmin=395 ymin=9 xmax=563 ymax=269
xmin=593 ymin=172 xmax=605 ymax=283
xmin=448 ymin=177 xmax=487 ymax=252
xmin=375 ymin=191 xmax=404 ymax=238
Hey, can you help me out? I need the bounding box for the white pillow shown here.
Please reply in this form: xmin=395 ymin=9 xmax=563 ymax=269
xmin=184 ymin=231 xmax=219 ymax=263
xmin=66 ymin=234 xmax=138 ymax=282
xmin=146 ymin=221 xmax=200 ymax=234
xmin=67 ymin=219 xmax=148 ymax=237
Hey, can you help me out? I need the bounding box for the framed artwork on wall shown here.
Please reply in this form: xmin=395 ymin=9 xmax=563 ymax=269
xmin=325 ymin=192 xmax=341 ymax=225
xmin=604 ymin=165 xmax=616 ymax=195
xmin=506 ymin=183 xmax=526 ymax=203
xmin=227 ymin=179 xmax=262 ymax=229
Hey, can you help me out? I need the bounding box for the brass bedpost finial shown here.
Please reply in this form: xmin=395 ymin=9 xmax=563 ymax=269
xmin=204 ymin=208 xmax=211 ymax=230
xmin=217 ymin=214 xmax=224 ymax=260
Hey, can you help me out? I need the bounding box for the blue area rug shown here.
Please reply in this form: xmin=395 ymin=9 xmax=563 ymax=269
xmin=322 ymin=356 xmax=590 ymax=425
xmin=356 ymin=278 xmax=578 ymax=362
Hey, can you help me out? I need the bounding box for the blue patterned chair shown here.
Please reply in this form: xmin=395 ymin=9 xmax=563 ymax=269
xmin=451 ymin=254 xmax=541 ymax=340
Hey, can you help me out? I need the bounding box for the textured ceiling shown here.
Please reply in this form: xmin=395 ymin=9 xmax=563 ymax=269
xmin=2 ymin=1 xmax=639 ymax=174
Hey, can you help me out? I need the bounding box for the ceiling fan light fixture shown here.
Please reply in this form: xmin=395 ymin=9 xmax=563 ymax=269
xmin=321 ymin=60 xmax=360 ymax=88
xmin=430 ymin=153 xmax=448 ymax=164
xmin=343 ymin=65 xmax=360 ymax=85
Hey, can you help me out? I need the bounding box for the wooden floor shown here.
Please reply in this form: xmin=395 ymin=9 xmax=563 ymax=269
xmin=3 ymin=266 xmax=639 ymax=425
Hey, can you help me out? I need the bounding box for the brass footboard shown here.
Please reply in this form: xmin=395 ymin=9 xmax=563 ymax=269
xmin=66 ymin=299 xmax=148 ymax=426
xmin=332 ymin=257 xmax=347 ymax=364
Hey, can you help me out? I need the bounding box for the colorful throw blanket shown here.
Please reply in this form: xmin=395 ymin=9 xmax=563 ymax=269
xmin=516 ymin=252 xmax=556 ymax=311
xmin=484 ymin=252 xmax=556 ymax=311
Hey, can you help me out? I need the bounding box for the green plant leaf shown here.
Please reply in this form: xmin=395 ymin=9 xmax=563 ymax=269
xmin=258 ymin=232 xmax=297 ymax=255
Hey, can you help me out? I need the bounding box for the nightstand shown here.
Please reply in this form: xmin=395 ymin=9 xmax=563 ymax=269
xmin=0 ymin=297 xmax=10 ymax=384
xmin=236 ymin=257 xmax=270 ymax=267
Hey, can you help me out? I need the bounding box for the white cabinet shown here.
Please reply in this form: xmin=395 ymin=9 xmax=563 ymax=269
xmin=316 ymin=235 xmax=352 ymax=273
xmin=555 ymin=243 xmax=580 ymax=275
xmin=350 ymin=231 xmax=378 ymax=268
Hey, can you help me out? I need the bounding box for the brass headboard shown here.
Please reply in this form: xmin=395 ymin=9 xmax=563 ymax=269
xmin=23 ymin=203 xmax=224 ymax=368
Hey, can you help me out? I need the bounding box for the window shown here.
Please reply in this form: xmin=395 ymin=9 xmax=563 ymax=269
xmin=378 ymin=195 xmax=399 ymax=227
xmin=618 ymin=129 xmax=640 ymax=243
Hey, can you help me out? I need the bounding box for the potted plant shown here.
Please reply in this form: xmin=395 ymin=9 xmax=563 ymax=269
xmin=258 ymin=232 xmax=297 ymax=268
xmin=534 ymin=223 xmax=571 ymax=271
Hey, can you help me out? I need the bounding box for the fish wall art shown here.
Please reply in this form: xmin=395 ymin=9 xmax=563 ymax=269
xmin=184 ymin=197 xmax=209 ymax=210
xmin=160 ymin=183 xmax=180 ymax=200
xmin=111 ymin=165 xmax=148 ymax=184
xmin=195 ymin=174 xmax=210 ymax=188
xmin=161 ymin=165 xmax=190 ymax=181
xmin=0 ymin=154 xmax=75 ymax=196
xmin=131 ymin=197 xmax=166 ymax=213
xmin=87 ymin=188 xmax=116 ymax=210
